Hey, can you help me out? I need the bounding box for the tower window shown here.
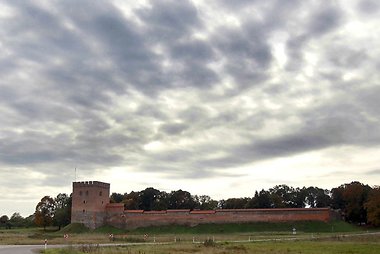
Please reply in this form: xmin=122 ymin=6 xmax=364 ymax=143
xmin=86 ymin=190 xmax=89 ymax=196
xmin=83 ymin=209 xmax=85 ymax=213
xmin=99 ymin=191 xmax=102 ymax=196
xmin=83 ymin=200 xmax=86 ymax=204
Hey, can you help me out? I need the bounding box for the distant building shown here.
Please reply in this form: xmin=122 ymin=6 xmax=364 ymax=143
xmin=71 ymin=181 xmax=332 ymax=229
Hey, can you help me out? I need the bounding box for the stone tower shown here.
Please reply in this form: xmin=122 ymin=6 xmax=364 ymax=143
xmin=71 ymin=181 xmax=110 ymax=229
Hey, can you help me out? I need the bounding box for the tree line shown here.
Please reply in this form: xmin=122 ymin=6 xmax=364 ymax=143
xmin=110 ymin=181 xmax=379 ymax=226
xmin=0 ymin=181 xmax=379 ymax=230
xmin=0 ymin=193 xmax=71 ymax=230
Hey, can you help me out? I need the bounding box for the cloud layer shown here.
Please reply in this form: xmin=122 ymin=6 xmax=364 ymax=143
xmin=0 ymin=0 xmax=379 ymax=216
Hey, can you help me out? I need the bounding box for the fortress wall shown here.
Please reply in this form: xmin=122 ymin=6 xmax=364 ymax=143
xmin=71 ymin=181 xmax=332 ymax=230
xmin=105 ymin=208 xmax=331 ymax=230
xmin=71 ymin=181 xmax=110 ymax=229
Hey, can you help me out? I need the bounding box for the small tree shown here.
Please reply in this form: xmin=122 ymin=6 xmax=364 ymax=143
xmin=35 ymin=196 xmax=55 ymax=230
xmin=9 ymin=213 xmax=25 ymax=228
xmin=53 ymin=193 xmax=71 ymax=230
xmin=0 ymin=215 xmax=11 ymax=229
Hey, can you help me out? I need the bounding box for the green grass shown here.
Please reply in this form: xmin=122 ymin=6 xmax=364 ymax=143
xmin=42 ymin=235 xmax=380 ymax=254
xmin=129 ymin=220 xmax=360 ymax=235
xmin=59 ymin=223 xmax=89 ymax=234
xmin=0 ymin=221 xmax=371 ymax=246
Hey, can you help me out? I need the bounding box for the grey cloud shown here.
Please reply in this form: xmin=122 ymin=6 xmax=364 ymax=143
xmin=0 ymin=0 xmax=379 ymax=190
xmin=159 ymin=123 xmax=189 ymax=136
xmin=212 ymin=25 xmax=272 ymax=89
xmin=286 ymin=4 xmax=343 ymax=71
xmin=137 ymin=0 xmax=201 ymax=40
xmin=357 ymin=0 xmax=380 ymax=14
xmin=308 ymin=7 xmax=342 ymax=35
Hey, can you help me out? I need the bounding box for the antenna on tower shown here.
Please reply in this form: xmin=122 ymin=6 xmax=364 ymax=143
xmin=75 ymin=167 xmax=77 ymax=182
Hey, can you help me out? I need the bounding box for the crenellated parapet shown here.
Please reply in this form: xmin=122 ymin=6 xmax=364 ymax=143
xmin=73 ymin=181 xmax=110 ymax=188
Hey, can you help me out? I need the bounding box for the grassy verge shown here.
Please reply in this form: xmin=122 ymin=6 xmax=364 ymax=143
xmin=0 ymin=221 xmax=371 ymax=245
xmin=128 ymin=220 xmax=360 ymax=235
xmin=42 ymin=235 xmax=380 ymax=254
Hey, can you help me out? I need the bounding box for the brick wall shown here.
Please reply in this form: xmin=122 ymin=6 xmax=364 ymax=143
xmin=71 ymin=181 xmax=110 ymax=229
xmin=105 ymin=208 xmax=331 ymax=229
xmin=70 ymin=181 xmax=332 ymax=230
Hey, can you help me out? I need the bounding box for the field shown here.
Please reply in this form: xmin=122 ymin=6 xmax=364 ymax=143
xmin=1 ymin=221 xmax=379 ymax=253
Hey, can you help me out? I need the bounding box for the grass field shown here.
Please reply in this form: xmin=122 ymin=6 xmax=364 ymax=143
xmin=0 ymin=220 xmax=363 ymax=245
xmin=1 ymin=221 xmax=379 ymax=253
xmin=42 ymin=234 xmax=380 ymax=254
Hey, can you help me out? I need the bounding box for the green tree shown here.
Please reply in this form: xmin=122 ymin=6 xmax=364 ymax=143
xmin=152 ymin=191 xmax=169 ymax=210
xmin=139 ymin=187 xmax=161 ymax=210
xmin=35 ymin=196 xmax=55 ymax=230
xmin=53 ymin=193 xmax=71 ymax=230
xmin=222 ymin=198 xmax=250 ymax=209
xmin=194 ymin=195 xmax=218 ymax=210
xmin=9 ymin=213 xmax=24 ymax=227
xmin=269 ymin=185 xmax=298 ymax=208
xmin=364 ymin=186 xmax=380 ymax=226
xmin=168 ymin=190 xmax=196 ymax=209
xmin=305 ymin=187 xmax=331 ymax=208
xmin=0 ymin=215 xmax=10 ymax=229
xmin=123 ymin=191 xmax=140 ymax=210
xmin=256 ymin=190 xmax=273 ymax=208
xmin=110 ymin=192 xmax=124 ymax=203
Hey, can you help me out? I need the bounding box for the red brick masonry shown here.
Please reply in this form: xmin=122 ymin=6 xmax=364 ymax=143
xmin=106 ymin=205 xmax=331 ymax=229
xmin=71 ymin=181 xmax=332 ymax=229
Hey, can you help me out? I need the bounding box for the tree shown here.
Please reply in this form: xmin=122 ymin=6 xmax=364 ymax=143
xmin=168 ymin=190 xmax=196 ymax=209
xmin=53 ymin=193 xmax=71 ymax=230
xmin=9 ymin=213 xmax=24 ymax=228
xmin=305 ymin=187 xmax=331 ymax=208
xmin=269 ymin=185 xmax=298 ymax=208
xmin=194 ymin=195 xmax=218 ymax=210
xmin=0 ymin=215 xmax=10 ymax=229
xmin=332 ymin=182 xmax=371 ymax=223
xmin=152 ymin=191 xmax=169 ymax=210
xmin=139 ymin=187 xmax=161 ymax=210
xmin=110 ymin=192 xmax=124 ymax=203
xmin=35 ymin=196 xmax=55 ymax=230
xmin=222 ymin=198 xmax=250 ymax=209
xmin=123 ymin=191 xmax=140 ymax=210
xmin=364 ymin=186 xmax=380 ymax=226
xmin=247 ymin=190 xmax=273 ymax=208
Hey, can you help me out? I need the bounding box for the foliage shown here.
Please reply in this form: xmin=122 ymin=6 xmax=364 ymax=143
xmin=331 ymin=182 xmax=371 ymax=223
xmin=0 ymin=215 xmax=11 ymax=229
xmin=364 ymin=186 xmax=380 ymax=226
xmin=53 ymin=193 xmax=71 ymax=230
xmin=35 ymin=196 xmax=55 ymax=230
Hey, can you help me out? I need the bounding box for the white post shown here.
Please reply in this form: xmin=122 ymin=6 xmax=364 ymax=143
xmin=193 ymin=237 xmax=195 ymax=243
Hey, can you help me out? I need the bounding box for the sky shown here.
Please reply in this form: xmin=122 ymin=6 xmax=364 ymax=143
xmin=0 ymin=0 xmax=380 ymax=217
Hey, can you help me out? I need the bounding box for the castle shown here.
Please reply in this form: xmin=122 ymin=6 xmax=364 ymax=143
xmin=71 ymin=181 xmax=332 ymax=229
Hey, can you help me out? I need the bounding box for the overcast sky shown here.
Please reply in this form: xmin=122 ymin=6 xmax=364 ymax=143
xmin=1 ymin=0 xmax=379 ymax=217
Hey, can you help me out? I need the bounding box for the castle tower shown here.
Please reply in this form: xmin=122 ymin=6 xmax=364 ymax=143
xmin=71 ymin=181 xmax=110 ymax=229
